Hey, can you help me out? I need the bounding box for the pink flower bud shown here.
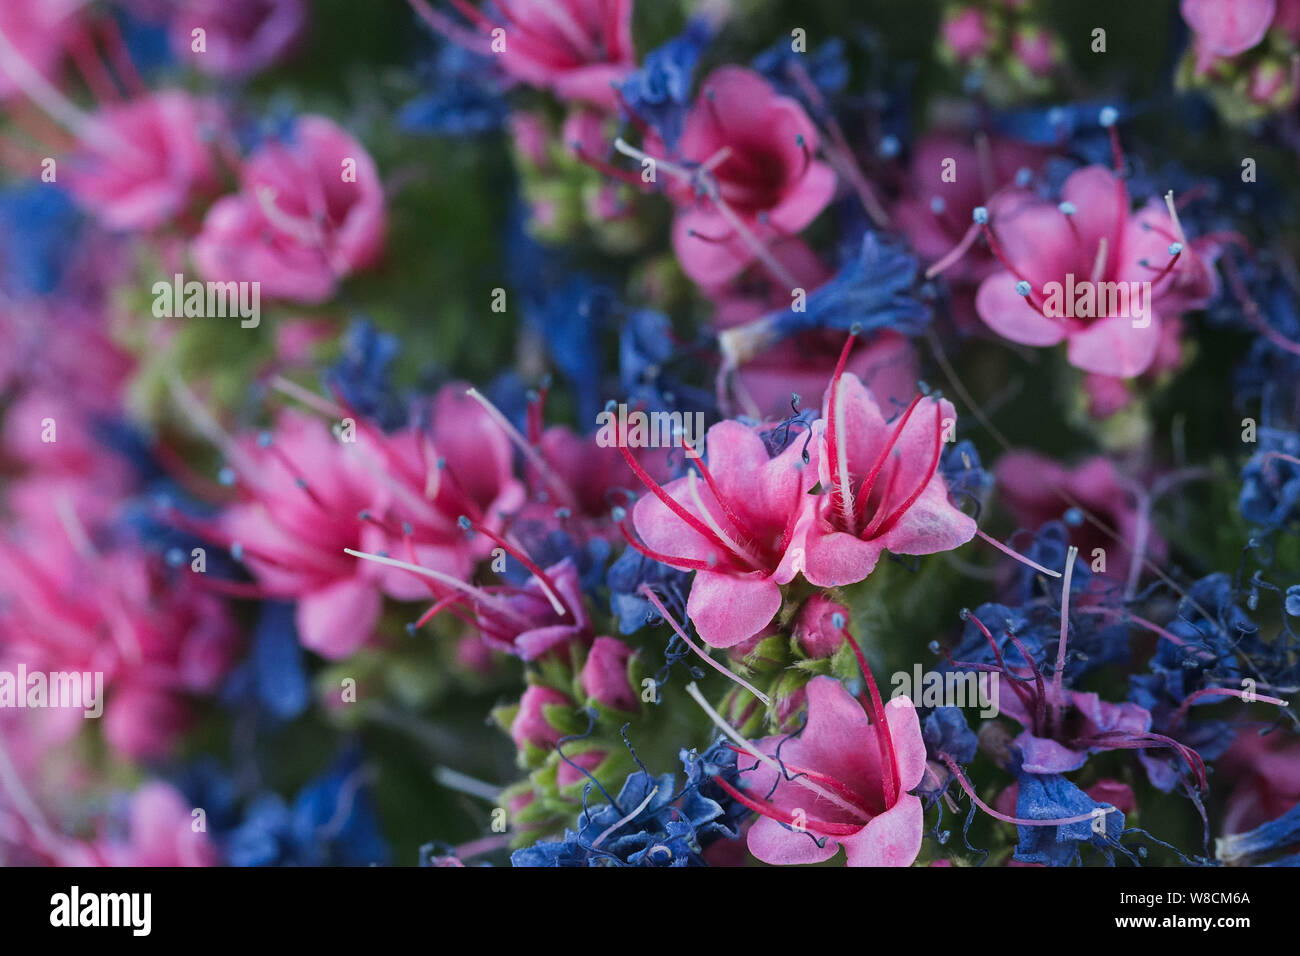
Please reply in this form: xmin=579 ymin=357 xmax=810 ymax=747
xmin=793 ymin=595 xmax=850 ymax=658
xmin=581 ymin=636 xmax=639 ymax=712
xmin=510 ymin=685 xmax=574 ymax=750
xmin=942 ymin=8 xmax=994 ymax=63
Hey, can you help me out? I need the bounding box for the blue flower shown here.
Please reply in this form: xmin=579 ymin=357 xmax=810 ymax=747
xmin=501 ymin=522 xmax=611 ymax=597
xmin=924 ymin=707 xmax=978 ymax=765
xmin=400 ymin=40 xmax=507 ymax=136
xmin=224 ymin=750 xmax=390 ymax=867
xmin=753 ymin=36 xmax=850 ymax=108
xmin=511 ymin=741 xmax=743 ymax=867
xmin=322 ymin=319 xmax=408 ymax=431
xmin=0 ymin=185 xmax=81 ymax=297
xmin=618 ymin=19 xmax=712 ymax=151
xmin=525 ymin=275 xmax=618 ymax=426
xmin=1013 ymin=773 xmax=1125 ymax=866
xmin=606 ymin=547 xmax=690 ymax=635
xmin=249 ymin=602 xmax=310 ymax=721
xmin=1240 ymin=427 xmax=1300 ymax=532
xmin=1216 ymin=800 xmax=1300 ymax=865
xmin=620 ymin=309 xmax=714 ymax=417
xmin=763 ymin=232 xmax=931 ymax=344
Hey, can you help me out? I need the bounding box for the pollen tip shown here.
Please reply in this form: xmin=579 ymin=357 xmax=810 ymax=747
xmin=1015 ymin=280 xmax=1032 ymax=296
xmin=1168 ymin=241 xmax=1184 ymax=255
xmin=972 ymin=206 xmax=989 ymax=224
xmin=1099 ymin=106 xmax=1119 ymax=128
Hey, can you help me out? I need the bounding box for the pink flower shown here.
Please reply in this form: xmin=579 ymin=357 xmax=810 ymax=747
xmin=799 ymin=367 xmax=976 ymax=588
xmin=473 ymin=557 xmax=592 ymax=660
xmin=98 ymin=782 xmax=219 ymax=866
xmin=417 ymin=0 xmax=635 ymax=110
xmin=727 ymin=676 xmax=927 ymax=867
xmin=0 ymin=2 xmax=81 ymax=101
xmin=170 ymin=0 xmax=307 ymax=78
xmin=0 ymin=516 xmax=242 ymax=761
xmin=194 ymin=116 xmax=386 ymax=303
xmin=973 ymin=164 xmax=1217 ymax=377
xmin=993 ymin=450 xmax=1165 ymax=574
xmin=652 ymin=66 xmax=837 ymax=287
xmin=711 ymin=244 xmax=922 ymax=421
xmin=1219 ymin=730 xmax=1300 ymax=834
xmin=67 ymin=91 xmax=225 ymax=232
xmin=361 ymin=383 xmax=526 ymax=597
xmin=627 ymin=418 xmax=819 ymax=648
xmin=217 ymin=409 xmax=390 ymax=658
xmin=1001 ymin=687 xmax=1153 ymax=774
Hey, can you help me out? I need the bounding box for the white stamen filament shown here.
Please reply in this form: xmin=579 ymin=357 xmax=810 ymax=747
xmin=1164 ymin=190 xmax=1188 ymax=246
xmin=464 ymin=387 xmax=578 ymax=510
xmin=1089 ymin=237 xmax=1109 ymax=285
xmin=639 ymin=586 xmax=771 ymax=706
xmin=832 ymin=380 xmax=857 ymax=534
xmin=686 ymin=470 xmax=762 ymax=569
xmin=591 ymin=786 xmax=659 ymax=848
xmin=345 ymin=547 xmax=532 ymax=628
xmin=684 ymin=682 xmax=869 ymax=822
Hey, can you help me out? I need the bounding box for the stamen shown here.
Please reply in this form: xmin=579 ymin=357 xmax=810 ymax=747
xmin=616 ymin=444 xmax=742 ymax=562
xmin=684 ymin=682 xmax=867 ymax=817
xmin=925 ymin=220 xmax=981 ymax=279
xmin=972 ymin=528 xmax=1064 ymax=578
xmin=1163 ymin=190 xmax=1188 ymax=246
xmin=686 ymin=471 xmax=764 ymax=569
xmin=1050 ymin=545 xmax=1079 ymax=732
xmin=852 ymin=392 xmax=924 ymax=528
xmin=612 ymin=137 xmax=693 ymax=182
xmin=591 ymin=785 xmax=660 ymax=847
xmin=1169 ymin=686 xmax=1290 ymax=729
xmin=616 ymin=519 xmax=719 ymax=571
xmin=458 ymin=516 xmax=569 ymax=617
xmin=871 ymin=402 xmax=946 ymax=538
xmin=464 ymin=387 xmax=578 ymax=509
xmin=840 ymin=631 xmax=899 ymax=807
xmin=825 ymin=332 xmax=860 ymax=534
xmin=1089 ymin=237 xmax=1109 ymax=284
xmin=938 ymin=753 xmax=1118 ymax=827
xmin=344 ymin=547 xmax=532 ymax=628
xmin=640 ymin=587 xmax=771 ymax=705
xmin=712 ymin=777 xmax=861 ymax=836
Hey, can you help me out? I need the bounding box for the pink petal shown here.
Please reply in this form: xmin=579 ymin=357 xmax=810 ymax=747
xmin=1065 ymin=312 xmax=1162 ymax=377
xmin=296 ymin=576 xmax=383 ymax=658
xmin=746 ymin=813 xmax=842 ymax=865
xmin=1181 ymin=0 xmax=1276 ymax=55
xmin=838 ymin=792 xmax=924 ymax=866
xmin=976 ymin=271 xmax=1070 ymax=347
xmin=686 ymin=570 xmax=782 ymax=648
